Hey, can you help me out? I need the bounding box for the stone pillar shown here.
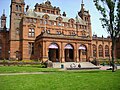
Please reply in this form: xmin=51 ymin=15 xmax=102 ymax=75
xmin=80 ymin=50 xmax=82 ymax=62
xmin=61 ymin=43 xmax=65 ymax=63
xmin=66 ymin=49 xmax=69 ymax=62
xmin=42 ymin=41 xmax=48 ymax=62
xmin=59 ymin=44 xmax=62 ymax=62
xmin=89 ymin=43 xmax=93 ymax=61
xmin=76 ymin=43 xmax=79 ymax=62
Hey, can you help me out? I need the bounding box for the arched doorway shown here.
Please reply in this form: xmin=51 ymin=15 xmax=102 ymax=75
xmin=48 ymin=43 xmax=59 ymax=62
xmin=64 ymin=44 xmax=74 ymax=62
xmin=79 ymin=45 xmax=87 ymax=62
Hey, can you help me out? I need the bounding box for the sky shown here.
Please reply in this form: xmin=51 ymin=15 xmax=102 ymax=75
xmin=0 ymin=0 xmax=109 ymax=37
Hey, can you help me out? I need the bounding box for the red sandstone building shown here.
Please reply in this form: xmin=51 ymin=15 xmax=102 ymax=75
xmin=0 ymin=0 xmax=115 ymax=62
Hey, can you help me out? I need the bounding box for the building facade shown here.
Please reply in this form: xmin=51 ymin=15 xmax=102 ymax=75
xmin=0 ymin=0 xmax=113 ymax=62
xmin=0 ymin=11 xmax=9 ymax=60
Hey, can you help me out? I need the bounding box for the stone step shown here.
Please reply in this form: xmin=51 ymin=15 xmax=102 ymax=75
xmin=52 ymin=62 xmax=99 ymax=69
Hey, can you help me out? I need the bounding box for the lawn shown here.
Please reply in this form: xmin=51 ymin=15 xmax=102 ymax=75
xmin=0 ymin=65 xmax=58 ymax=73
xmin=0 ymin=66 xmax=120 ymax=90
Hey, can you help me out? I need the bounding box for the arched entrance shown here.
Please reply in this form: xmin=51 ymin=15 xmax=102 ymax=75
xmin=48 ymin=43 xmax=59 ymax=62
xmin=64 ymin=44 xmax=74 ymax=62
xmin=79 ymin=45 xmax=87 ymax=62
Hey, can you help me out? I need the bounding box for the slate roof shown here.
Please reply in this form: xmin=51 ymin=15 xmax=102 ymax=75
xmin=25 ymin=9 xmax=87 ymax=25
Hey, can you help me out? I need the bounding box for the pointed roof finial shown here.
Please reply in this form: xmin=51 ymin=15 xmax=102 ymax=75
xmin=3 ymin=9 xmax=5 ymax=15
xmin=82 ymin=0 xmax=83 ymax=4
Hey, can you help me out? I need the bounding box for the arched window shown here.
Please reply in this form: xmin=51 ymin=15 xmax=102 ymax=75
xmin=16 ymin=5 xmax=19 ymax=11
xmin=28 ymin=28 xmax=35 ymax=37
xmin=19 ymin=6 xmax=22 ymax=11
xmin=16 ymin=28 xmax=19 ymax=34
xmin=99 ymin=45 xmax=103 ymax=57
xmin=93 ymin=44 xmax=97 ymax=57
xmin=105 ymin=45 xmax=109 ymax=57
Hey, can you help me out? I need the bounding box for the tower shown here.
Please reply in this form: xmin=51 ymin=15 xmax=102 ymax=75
xmin=1 ymin=10 xmax=7 ymax=29
xmin=78 ymin=0 xmax=90 ymax=22
xmin=10 ymin=0 xmax=25 ymax=59
xmin=78 ymin=0 xmax=92 ymax=38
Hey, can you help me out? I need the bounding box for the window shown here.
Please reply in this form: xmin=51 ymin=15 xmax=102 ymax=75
xmin=57 ymin=31 xmax=61 ymax=35
xmin=71 ymin=24 xmax=74 ymax=28
xmin=47 ymin=10 xmax=50 ymax=13
xmin=56 ymin=11 xmax=58 ymax=15
xmin=51 ymin=11 xmax=54 ymax=14
xmin=58 ymin=22 xmax=62 ymax=26
xmin=44 ymin=20 xmax=48 ymax=24
xmin=28 ymin=28 xmax=35 ymax=37
xmin=40 ymin=20 xmax=43 ymax=24
xmin=33 ymin=19 xmax=36 ymax=23
xmin=19 ymin=6 xmax=22 ymax=11
xmin=29 ymin=19 xmax=33 ymax=23
xmin=62 ymin=23 xmax=65 ymax=26
xmin=16 ymin=5 xmax=22 ymax=11
xmin=99 ymin=45 xmax=103 ymax=57
xmin=16 ymin=5 xmax=19 ymax=11
xmin=47 ymin=30 xmax=50 ymax=34
xmin=42 ymin=9 xmax=46 ymax=13
xmin=16 ymin=29 xmax=19 ymax=34
xmin=49 ymin=21 xmax=53 ymax=25
xmin=28 ymin=42 xmax=34 ymax=55
xmin=39 ymin=8 xmax=40 ymax=12
xmin=54 ymin=22 xmax=57 ymax=26
xmin=93 ymin=44 xmax=97 ymax=57
xmin=105 ymin=45 xmax=109 ymax=57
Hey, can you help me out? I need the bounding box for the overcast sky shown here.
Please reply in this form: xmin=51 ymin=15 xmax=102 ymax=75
xmin=0 ymin=0 xmax=109 ymax=37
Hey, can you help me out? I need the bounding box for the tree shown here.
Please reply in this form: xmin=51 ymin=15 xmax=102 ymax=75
xmin=93 ymin=0 xmax=120 ymax=72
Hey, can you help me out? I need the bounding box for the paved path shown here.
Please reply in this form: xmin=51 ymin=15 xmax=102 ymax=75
xmin=0 ymin=72 xmax=50 ymax=76
xmin=100 ymin=66 xmax=120 ymax=70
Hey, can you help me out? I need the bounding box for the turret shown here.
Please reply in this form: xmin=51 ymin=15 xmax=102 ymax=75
xmin=1 ymin=10 xmax=6 ymax=28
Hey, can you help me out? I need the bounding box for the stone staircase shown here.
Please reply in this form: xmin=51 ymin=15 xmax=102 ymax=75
xmin=53 ymin=62 xmax=100 ymax=70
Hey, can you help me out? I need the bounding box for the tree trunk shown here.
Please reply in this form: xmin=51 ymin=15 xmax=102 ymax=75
xmin=111 ymin=38 xmax=116 ymax=72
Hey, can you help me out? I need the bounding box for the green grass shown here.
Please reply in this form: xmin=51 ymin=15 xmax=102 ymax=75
xmin=0 ymin=65 xmax=58 ymax=73
xmin=0 ymin=66 xmax=120 ymax=90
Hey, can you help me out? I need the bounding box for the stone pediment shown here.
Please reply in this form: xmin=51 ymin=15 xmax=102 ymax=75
xmin=28 ymin=24 xmax=36 ymax=28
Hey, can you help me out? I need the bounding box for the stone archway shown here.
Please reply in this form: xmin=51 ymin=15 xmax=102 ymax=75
xmin=48 ymin=43 xmax=59 ymax=62
xmin=64 ymin=44 xmax=74 ymax=62
xmin=78 ymin=45 xmax=87 ymax=62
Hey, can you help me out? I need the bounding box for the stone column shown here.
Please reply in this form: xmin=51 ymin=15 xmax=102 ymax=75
xmin=76 ymin=43 xmax=79 ymax=62
xmin=80 ymin=50 xmax=82 ymax=62
xmin=59 ymin=44 xmax=62 ymax=62
xmin=42 ymin=41 xmax=48 ymax=62
xmin=61 ymin=42 xmax=65 ymax=63
xmin=66 ymin=49 xmax=69 ymax=62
